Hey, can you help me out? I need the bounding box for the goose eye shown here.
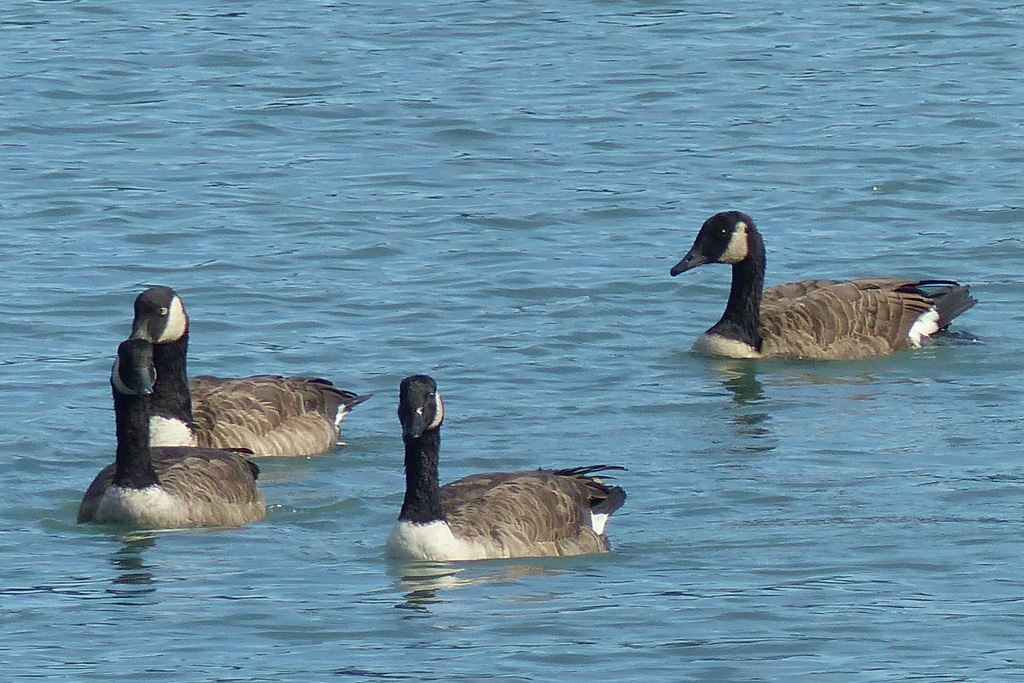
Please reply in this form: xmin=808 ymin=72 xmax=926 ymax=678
xmin=158 ymin=307 xmax=169 ymax=316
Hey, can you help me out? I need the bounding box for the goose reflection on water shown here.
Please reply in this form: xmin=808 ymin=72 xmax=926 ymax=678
xmin=107 ymin=533 xmax=157 ymax=602
xmin=390 ymin=561 xmax=561 ymax=613
xmin=706 ymin=359 xmax=773 ymax=455
xmin=711 ymin=359 xmax=765 ymax=407
xmin=705 ymin=357 xmax=907 ymax=461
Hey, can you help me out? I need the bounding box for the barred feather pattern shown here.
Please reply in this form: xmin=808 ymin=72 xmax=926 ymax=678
xmin=190 ymin=375 xmax=371 ymax=457
xmin=758 ymin=278 xmax=974 ymax=360
xmin=438 ymin=468 xmax=625 ymax=558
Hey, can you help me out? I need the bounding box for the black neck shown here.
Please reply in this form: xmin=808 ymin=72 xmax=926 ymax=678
xmin=398 ymin=429 xmax=444 ymax=523
xmin=112 ymin=389 xmax=160 ymax=489
xmin=709 ymin=230 xmax=766 ymax=350
xmin=150 ymin=331 xmax=193 ymax=426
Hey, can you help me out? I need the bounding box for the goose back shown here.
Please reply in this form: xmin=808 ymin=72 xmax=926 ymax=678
xmin=189 ymin=375 xmax=371 ymax=456
xmin=758 ymin=279 xmax=932 ymax=359
xmin=439 ymin=467 xmax=626 ymax=558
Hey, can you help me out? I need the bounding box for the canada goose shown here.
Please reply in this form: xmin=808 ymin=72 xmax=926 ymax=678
xmin=129 ymin=286 xmax=371 ymax=456
xmin=385 ymin=375 xmax=627 ymax=561
xmin=78 ymin=339 xmax=266 ymax=527
xmin=669 ymin=211 xmax=977 ymax=360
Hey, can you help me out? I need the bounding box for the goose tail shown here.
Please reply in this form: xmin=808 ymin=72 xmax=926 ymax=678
xmin=333 ymin=392 xmax=374 ymax=427
xmin=907 ymin=280 xmax=977 ymax=329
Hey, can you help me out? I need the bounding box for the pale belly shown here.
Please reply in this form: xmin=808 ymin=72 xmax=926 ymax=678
xmin=692 ymin=333 xmax=761 ymax=359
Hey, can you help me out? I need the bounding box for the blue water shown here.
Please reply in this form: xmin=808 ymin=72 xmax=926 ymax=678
xmin=3 ymin=1 xmax=1024 ymax=680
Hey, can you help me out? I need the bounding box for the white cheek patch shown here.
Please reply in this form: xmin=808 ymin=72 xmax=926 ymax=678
xmin=157 ymin=296 xmax=188 ymax=343
xmin=719 ymin=222 xmax=750 ymax=264
xmin=427 ymin=393 xmax=444 ymax=431
xmin=111 ymin=357 xmax=136 ymax=395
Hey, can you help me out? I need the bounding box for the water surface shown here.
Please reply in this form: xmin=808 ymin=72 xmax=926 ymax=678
xmin=2 ymin=1 xmax=1023 ymax=680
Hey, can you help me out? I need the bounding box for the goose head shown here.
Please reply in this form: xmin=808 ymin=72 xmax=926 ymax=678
xmin=398 ymin=375 xmax=444 ymax=440
xmin=130 ymin=286 xmax=189 ymax=344
xmin=670 ymin=211 xmax=757 ymax=276
xmin=111 ymin=338 xmax=157 ymax=397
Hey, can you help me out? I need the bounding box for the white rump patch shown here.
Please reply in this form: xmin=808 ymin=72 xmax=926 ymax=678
xmin=149 ymin=416 xmax=198 ymax=447
xmin=908 ymin=308 xmax=940 ymax=347
xmin=157 ymin=296 xmax=188 ymax=343
xmin=385 ymin=520 xmax=490 ymax=562
xmin=720 ymin=221 xmax=750 ymax=264
xmin=692 ymin=333 xmax=761 ymax=359
xmin=590 ymin=511 xmax=610 ymax=536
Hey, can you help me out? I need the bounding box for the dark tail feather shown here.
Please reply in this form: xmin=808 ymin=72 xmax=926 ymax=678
xmin=330 ymin=391 xmax=373 ymax=425
xmin=550 ymin=464 xmax=627 ymax=478
xmin=592 ymin=485 xmax=627 ymax=517
xmin=551 ymin=465 xmax=628 ymax=518
xmin=901 ymin=280 xmax=977 ymax=329
xmin=928 ymin=284 xmax=977 ymax=329
xmin=340 ymin=392 xmax=373 ymax=409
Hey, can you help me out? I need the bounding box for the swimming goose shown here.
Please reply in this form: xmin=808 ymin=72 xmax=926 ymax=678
xmin=669 ymin=211 xmax=977 ymax=360
xmin=384 ymin=375 xmax=627 ymax=561
xmin=78 ymin=339 xmax=266 ymax=527
xmin=129 ymin=286 xmax=371 ymax=456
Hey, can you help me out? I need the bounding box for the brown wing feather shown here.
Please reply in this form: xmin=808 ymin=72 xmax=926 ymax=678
xmin=762 ymin=278 xmax=922 ymax=305
xmin=440 ymin=470 xmax=614 ymax=557
xmin=760 ymin=279 xmax=934 ymax=359
xmin=762 ymin=279 xmax=843 ymax=305
xmin=189 ymin=375 xmax=368 ymax=457
xmin=151 ymin=447 xmax=265 ymax=517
